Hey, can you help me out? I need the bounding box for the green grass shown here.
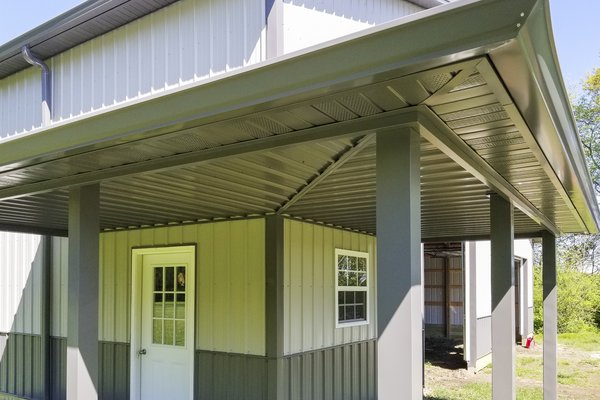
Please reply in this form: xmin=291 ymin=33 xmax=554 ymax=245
xmin=558 ymin=330 xmax=600 ymax=351
xmin=425 ymin=383 xmax=543 ymax=400
xmin=516 ymin=356 xmax=543 ymax=379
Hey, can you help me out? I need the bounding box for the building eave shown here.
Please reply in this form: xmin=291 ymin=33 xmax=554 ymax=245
xmin=0 ymin=0 xmax=179 ymax=79
xmin=489 ymin=0 xmax=600 ymax=233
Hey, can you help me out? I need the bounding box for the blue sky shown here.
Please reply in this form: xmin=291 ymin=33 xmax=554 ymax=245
xmin=0 ymin=0 xmax=599 ymax=87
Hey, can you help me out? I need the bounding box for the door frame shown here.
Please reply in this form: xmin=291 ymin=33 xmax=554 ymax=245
xmin=129 ymin=245 xmax=196 ymax=400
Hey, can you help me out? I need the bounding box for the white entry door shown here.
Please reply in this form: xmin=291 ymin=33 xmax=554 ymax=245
xmin=131 ymin=246 xmax=195 ymax=400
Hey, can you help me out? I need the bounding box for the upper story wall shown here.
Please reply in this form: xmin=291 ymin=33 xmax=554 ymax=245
xmin=282 ymin=0 xmax=424 ymax=54
xmin=0 ymin=0 xmax=266 ymax=139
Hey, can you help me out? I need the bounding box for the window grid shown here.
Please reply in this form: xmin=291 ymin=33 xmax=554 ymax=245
xmin=335 ymin=249 xmax=369 ymax=326
xmin=152 ymin=265 xmax=186 ymax=346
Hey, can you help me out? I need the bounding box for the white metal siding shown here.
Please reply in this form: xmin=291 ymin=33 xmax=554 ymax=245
xmin=282 ymin=0 xmax=423 ymax=54
xmin=1 ymin=0 xmax=265 ymax=137
xmin=96 ymin=219 xmax=265 ymax=355
xmin=50 ymin=237 xmax=69 ymax=338
xmin=50 ymin=0 xmax=265 ymax=123
xmin=0 ymin=68 xmax=42 ymax=139
xmin=283 ymin=219 xmax=376 ymax=355
xmin=0 ymin=232 xmax=43 ymax=335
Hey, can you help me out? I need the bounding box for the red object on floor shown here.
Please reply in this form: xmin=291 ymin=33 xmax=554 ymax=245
xmin=525 ymin=335 xmax=535 ymax=348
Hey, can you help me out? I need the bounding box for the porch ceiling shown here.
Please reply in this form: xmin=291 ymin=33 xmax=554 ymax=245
xmin=0 ymin=0 xmax=596 ymax=240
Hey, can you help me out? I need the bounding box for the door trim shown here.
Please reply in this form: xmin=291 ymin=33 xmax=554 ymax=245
xmin=129 ymin=245 xmax=196 ymax=400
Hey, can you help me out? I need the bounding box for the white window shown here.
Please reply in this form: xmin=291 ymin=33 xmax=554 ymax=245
xmin=335 ymin=249 xmax=369 ymax=327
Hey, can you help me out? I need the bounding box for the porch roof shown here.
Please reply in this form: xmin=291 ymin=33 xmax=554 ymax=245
xmin=0 ymin=0 xmax=596 ymax=240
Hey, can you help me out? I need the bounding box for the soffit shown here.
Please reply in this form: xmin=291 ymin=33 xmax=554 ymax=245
xmin=0 ymin=57 xmax=579 ymax=238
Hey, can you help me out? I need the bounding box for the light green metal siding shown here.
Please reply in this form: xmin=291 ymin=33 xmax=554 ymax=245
xmin=95 ymin=219 xmax=265 ymax=355
xmin=50 ymin=237 xmax=68 ymax=338
xmin=0 ymin=232 xmax=44 ymax=335
xmin=283 ymin=219 xmax=376 ymax=355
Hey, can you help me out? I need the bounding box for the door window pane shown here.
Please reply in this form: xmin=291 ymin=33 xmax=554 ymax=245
xmin=175 ymin=320 xmax=185 ymax=346
xmin=176 ymin=266 xmax=185 ymax=291
xmin=150 ymin=265 xmax=186 ymax=346
xmin=165 ymin=267 xmax=175 ymax=291
xmin=164 ymin=320 xmax=174 ymax=345
xmin=152 ymin=319 xmax=162 ymax=344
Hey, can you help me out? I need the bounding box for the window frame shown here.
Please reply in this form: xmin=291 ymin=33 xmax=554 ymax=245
xmin=335 ymin=248 xmax=370 ymax=328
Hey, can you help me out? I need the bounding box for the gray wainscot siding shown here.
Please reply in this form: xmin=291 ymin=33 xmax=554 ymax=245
xmin=0 ymin=334 xmax=43 ymax=399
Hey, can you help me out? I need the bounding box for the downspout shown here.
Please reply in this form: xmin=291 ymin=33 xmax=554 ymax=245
xmin=21 ymin=45 xmax=52 ymax=127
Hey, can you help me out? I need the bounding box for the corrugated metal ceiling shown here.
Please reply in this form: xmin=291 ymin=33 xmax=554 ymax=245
xmin=0 ymin=57 xmax=584 ymax=238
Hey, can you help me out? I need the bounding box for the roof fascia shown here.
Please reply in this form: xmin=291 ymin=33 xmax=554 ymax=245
xmin=489 ymin=0 xmax=600 ymax=233
xmin=0 ymin=0 xmax=531 ymax=172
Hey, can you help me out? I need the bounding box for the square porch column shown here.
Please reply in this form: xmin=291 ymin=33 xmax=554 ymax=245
xmin=542 ymin=230 xmax=557 ymax=400
xmin=66 ymin=184 xmax=100 ymax=400
xmin=490 ymin=193 xmax=516 ymax=400
xmin=376 ymin=128 xmax=422 ymax=400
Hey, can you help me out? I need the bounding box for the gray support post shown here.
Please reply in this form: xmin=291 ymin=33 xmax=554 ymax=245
xmin=490 ymin=193 xmax=516 ymax=400
xmin=521 ymin=258 xmax=530 ymax=343
xmin=265 ymin=215 xmax=285 ymax=400
xmin=376 ymin=128 xmax=422 ymax=400
xmin=66 ymin=184 xmax=100 ymax=400
xmin=542 ymin=231 xmax=557 ymax=400
xmin=266 ymin=0 xmax=283 ymax=58
xmin=466 ymin=242 xmax=478 ymax=370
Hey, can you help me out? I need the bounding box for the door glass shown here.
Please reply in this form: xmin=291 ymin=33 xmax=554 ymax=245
xmin=152 ymin=265 xmax=186 ymax=346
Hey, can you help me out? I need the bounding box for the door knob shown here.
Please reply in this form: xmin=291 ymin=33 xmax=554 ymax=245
xmin=138 ymin=348 xmax=147 ymax=356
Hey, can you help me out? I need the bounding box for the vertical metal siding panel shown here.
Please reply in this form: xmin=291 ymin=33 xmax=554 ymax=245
xmin=80 ymin=41 xmax=93 ymax=114
xmin=301 ymin=223 xmax=313 ymax=352
xmin=227 ymin=0 xmax=245 ymax=70
xmin=247 ymin=219 xmax=265 ymax=355
xmin=151 ymin=12 xmax=166 ymax=93
xmin=210 ymin=0 xmax=228 ymax=75
xmin=193 ymin=0 xmax=211 ymax=81
xmin=126 ymin=23 xmax=140 ymax=100
xmin=70 ymin=46 xmax=82 ymax=118
xmin=230 ymin=221 xmax=247 ymax=354
xmin=59 ymin=238 xmax=69 ymax=338
xmin=213 ymin=222 xmax=231 ymax=351
xmin=180 ymin=2 xmax=195 ymax=84
xmin=103 ymin=232 xmax=116 ymax=341
xmin=197 ymin=223 xmax=214 ymax=350
xmin=333 ymin=229 xmax=344 ymax=346
xmin=312 ymin=225 xmax=324 ymax=351
xmin=165 ymin=3 xmax=181 ymax=89
xmin=283 ymin=219 xmax=291 ymax=355
xmin=289 ymin=220 xmax=303 ymax=354
xmin=103 ymin=32 xmax=116 ymax=106
xmin=33 ymin=237 xmax=43 ymax=335
xmin=115 ymin=231 xmax=129 ymax=343
xmin=322 ymin=227 xmax=335 ymax=348
xmin=114 ymin=29 xmax=128 ymax=104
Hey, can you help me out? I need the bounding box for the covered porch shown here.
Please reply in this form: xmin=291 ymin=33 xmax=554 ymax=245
xmin=0 ymin=0 xmax=597 ymax=399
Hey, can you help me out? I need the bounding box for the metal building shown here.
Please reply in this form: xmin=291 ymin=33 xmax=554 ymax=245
xmin=0 ymin=0 xmax=598 ymax=399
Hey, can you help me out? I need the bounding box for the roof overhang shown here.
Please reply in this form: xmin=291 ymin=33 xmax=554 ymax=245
xmin=0 ymin=0 xmax=596 ymax=237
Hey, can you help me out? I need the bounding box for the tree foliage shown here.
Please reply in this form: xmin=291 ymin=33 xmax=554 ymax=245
xmin=532 ymin=68 xmax=600 ymax=334
xmin=533 ymin=265 xmax=600 ymax=333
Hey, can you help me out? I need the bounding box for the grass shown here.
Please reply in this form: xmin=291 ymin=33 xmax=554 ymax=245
xmin=425 ymin=330 xmax=600 ymax=400
xmin=558 ymin=330 xmax=600 ymax=351
xmin=425 ymin=383 xmax=543 ymax=400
